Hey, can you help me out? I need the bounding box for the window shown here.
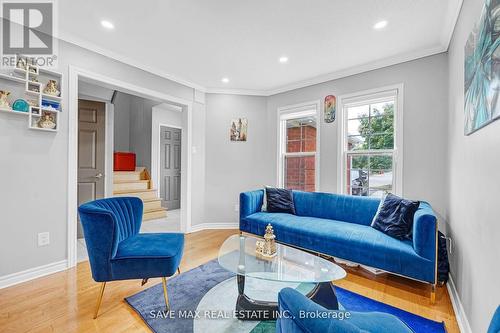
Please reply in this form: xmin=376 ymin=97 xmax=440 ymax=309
xmin=338 ymin=86 xmax=402 ymax=197
xmin=278 ymin=103 xmax=319 ymax=192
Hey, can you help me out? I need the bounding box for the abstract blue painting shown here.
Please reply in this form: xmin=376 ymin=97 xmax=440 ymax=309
xmin=464 ymin=0 xmax=500 ymax=135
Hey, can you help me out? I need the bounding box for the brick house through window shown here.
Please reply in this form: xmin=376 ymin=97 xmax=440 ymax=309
xmin=283 ymin=117 xmax=317 ymax=192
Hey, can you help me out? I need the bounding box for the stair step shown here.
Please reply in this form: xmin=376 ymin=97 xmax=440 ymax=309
xmin=113 ymin=189 xmax=158 ymax=200
xmin=143 ymin=209 xmax=167 ymax=221
xmin=143 ymin=198 xmax=163 ymax=211
xmin=113 ymin=172 xmax=142 ymax=181
xmin=114 ymin=180 xmax=150 ymax=192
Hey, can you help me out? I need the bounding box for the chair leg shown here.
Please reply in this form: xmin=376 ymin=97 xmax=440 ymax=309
xmin=162 ymin=277 xmax=170 ymax=310
xmin=430 ymin=283 xmax=436 ymax=304
xmin=93 ymin=282 xmax=106 ymax=319
xmin=177 ymin=267 xmax=181 ymax=275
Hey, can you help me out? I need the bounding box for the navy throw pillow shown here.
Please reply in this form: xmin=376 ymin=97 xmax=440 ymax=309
xmin=371 ymin=193 xmax=420 ymax=240
xmin=266 ymin=187 xmax=296 ymax=214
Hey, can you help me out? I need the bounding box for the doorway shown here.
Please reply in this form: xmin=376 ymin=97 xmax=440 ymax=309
xmin=77 ymin=99 xmax=106 ymax=238
xmin=160 ymin=126 xmax=182 ymax=210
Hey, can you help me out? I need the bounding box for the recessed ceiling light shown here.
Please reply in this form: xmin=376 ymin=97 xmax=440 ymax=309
xmin=221 ymin=77 xmax=229 ymax=83
xmin=279 ymin=56 xmax=289 ymax=63
xmin=101 ymin=20 xmax=115 ymax=29
xmin=373 ymin=20 xmax=388 ymax=30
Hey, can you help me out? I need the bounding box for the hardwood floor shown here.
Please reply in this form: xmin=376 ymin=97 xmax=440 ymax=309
xmin=0 ymin=229 xmax=459 ymax=333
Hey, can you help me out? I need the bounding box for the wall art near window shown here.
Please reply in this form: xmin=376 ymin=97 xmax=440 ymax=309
xmin=464 ymin=0 xmax=500 ymax=135
xmin=230 ymin=118 xmax=248 ymax=141
xmin=324 ymin=95 xmax=336 ymax=123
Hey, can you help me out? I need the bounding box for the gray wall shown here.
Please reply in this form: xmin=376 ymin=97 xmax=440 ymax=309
xmin=113 ymin=92 xmax=132 ymax=152
xmin=204 ymin=54 xmax=449 ymax=228
xmin=447 ymin=0 xmax=500 ymax=331
xmin=0 ymin=39 xmax=201 ymax=277
xmin=204 ymin=94 xmax=272 ymax=224
xmin=266 ymin=54 xmax=449 ymax=222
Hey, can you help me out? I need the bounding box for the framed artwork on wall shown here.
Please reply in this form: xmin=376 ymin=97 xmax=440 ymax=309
xmin=230 ymin=118 xmax=248 ymax=141
xmin=464 ymin=0 xmax=500 ymax=135
xmin=324 ymin=95 xmax=336 ymax=123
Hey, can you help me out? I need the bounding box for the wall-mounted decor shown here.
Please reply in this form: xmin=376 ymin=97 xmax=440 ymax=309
xmin=324 ymin=95 xmax=336 ymax=123
xmin=464 ymin=0 xmax=500 ymax=135
xmin=0 ymin=54 xmax=62 ymax=132
xmin=230 ymin=118 xmax=248 ymax=141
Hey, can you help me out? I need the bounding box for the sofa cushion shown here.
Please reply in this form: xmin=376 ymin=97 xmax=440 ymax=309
xmin=241 ymin=212 xmax=435 ymax=283
xmin=266 ymin=187 xmax=296 ymax=214
xmin=371 ymin=193 xmax=420 ymax=240
xmin=111 ymin=233 xmax=184 ymax=280
xmin=292 ymin=191 xmax=380 ymax=226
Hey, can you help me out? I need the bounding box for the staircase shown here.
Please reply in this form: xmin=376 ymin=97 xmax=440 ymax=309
xmin=113 ymin=167 xmax=167 ymax=221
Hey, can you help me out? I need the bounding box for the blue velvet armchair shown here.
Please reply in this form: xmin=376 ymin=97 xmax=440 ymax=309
xmin=276 ymin=288 xmax=413 ymax=333
xmin=78 ymin=197 xmax=184 ymax=318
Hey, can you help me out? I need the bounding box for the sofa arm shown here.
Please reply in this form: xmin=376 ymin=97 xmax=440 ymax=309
xmin=239 ymin=190 xmax=264 ymax=220
xmin=412 ymin=202 xmax=438 ymax=263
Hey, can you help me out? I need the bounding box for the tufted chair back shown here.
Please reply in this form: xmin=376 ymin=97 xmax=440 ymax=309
xmin=78 ymin=197 xmax=143 ymax=281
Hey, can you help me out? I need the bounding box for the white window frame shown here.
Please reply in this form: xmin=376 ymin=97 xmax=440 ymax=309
xmin=336 ymin=84 xmax=404 ymax=196
xmin=277 ymin=100 xmax=321 ymax=191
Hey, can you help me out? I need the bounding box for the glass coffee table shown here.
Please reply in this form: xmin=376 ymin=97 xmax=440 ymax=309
xmin=218 ymin=234 xmax=346 ymax=320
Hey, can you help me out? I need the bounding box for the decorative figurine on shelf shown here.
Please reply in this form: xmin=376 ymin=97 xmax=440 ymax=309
xmin=256 ymin=224 xmax=277 ymax=258
xmin=37 ymin=114 xmax=56 ymax=129
xmin=43 ymin=80 xmax=60 ymax=96
xmin=0 ymin=90 xmax=11 ymax=109
xmin=16 ymin=57 xmax=27 ymax=70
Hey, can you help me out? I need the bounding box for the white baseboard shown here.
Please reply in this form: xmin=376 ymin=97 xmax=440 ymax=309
xmin=447 ymin=274 xmax=472 ymax=333
xmin=189 ymin=223 xmax=239 ymax=233
xmin=0 ymin=260 xmax=68 ymax=289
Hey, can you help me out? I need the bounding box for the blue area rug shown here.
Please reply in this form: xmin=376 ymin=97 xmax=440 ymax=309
xmin=125 ymin=259 xmax=445 ymax=333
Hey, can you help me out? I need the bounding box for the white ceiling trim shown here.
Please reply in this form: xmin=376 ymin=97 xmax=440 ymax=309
xmin=262 ymin=44 xmax=448 ymax=96
xmin=59 ymin=0 xmax=463 ymax=97
xmin=441 ymin=0 xmax=464 ymax=50
xmin=59 ymin=31 xmax=207 ymax=93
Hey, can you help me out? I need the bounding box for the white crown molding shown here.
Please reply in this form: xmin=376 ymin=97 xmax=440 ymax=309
xmin=59 ymin=0 xmax=463 ymax=98
xmin=0 ymin=260 xmax=68 ymax=289
xmin=441 ymin=0 xmax=464 ymax=50
xmin=189 ymin=223 xmax=239 ymax=233
xmin=447 ymin=275 xmax=473 ymax=333
xmin=205 ymin=87 xmax=269 ymax=96
xmin=58 ymin=32 xmax=207 ymax=93
xmin=263 ymin=45 xmax=448 ymax=96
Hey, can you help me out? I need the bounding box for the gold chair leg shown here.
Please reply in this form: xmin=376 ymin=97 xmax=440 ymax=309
xmin=162 ymin=277 xmax=170 ymax=310
xmin=93 ymin=282 xmax=106 ymax=319
xmin=430 ymin=283 xmax=436 ymax=304
xmin=177 ymin=267 xmax=181 ymax=275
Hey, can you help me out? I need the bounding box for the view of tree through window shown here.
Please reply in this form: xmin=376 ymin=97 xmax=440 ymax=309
xmin=346 ymin=100 xmax=395 ymax=197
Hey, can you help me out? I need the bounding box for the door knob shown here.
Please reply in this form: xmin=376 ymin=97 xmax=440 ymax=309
xmin=94 ymin=173 xmax=103 ymax=179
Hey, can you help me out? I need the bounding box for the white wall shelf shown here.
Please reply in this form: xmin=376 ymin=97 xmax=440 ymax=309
xmin=0 ymin=55 xmax=62 ymax=132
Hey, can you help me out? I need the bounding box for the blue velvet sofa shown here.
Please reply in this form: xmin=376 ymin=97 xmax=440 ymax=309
xmin=276 ymin=288 xmax=413 ymax=333
xmin=240 ymin=190 xmax=438 ymax=291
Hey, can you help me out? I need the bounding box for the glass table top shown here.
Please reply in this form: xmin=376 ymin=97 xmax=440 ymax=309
xmin=218 ymin=234 xmax=346 ymax=283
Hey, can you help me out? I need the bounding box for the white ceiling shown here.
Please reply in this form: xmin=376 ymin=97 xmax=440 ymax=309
xmin=59 ymin=0 xmax=462 ymax=95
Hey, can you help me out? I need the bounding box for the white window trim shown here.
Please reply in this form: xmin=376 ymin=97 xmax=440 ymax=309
xmin=277 ymin=100 xmax=321 ymax=191
xmin=336 ymin=84 xmax=404 ymax=196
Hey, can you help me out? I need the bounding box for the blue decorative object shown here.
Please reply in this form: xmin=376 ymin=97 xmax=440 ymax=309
xmin=464 ymin=0 xmax=500 ymax=134
xmin=78 ymin=197 xmax=184 ymax=318
xmin=125 ymin=259 xmax=446 ymax=333
xmin=12 ymin=99 xmax=29 ymax=112
xmin=371 ymin=193 xmax=420 ymax=240
xmin=240 ymin=190 xmax=438 ymax=286
xmin=41 ymin=99 xmax=60 ymax=111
